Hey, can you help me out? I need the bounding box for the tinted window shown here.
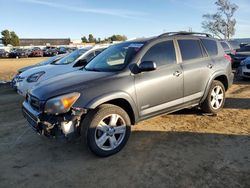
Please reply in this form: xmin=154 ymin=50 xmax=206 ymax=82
xmin=201 ymin=39 xmax=218 ymax=56
xmin=220 ymin=42 xmax=230 ymax=51
xmin=142 ymin=41 xmax=176 ymax=67
xmin=178 ymin=40 xmax=204 ymax=61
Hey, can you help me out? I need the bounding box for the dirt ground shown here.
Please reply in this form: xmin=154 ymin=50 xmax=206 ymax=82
xmin=0 ymin=57 xmax=47 ymax=81
xmin=0 ymin=58 xmax=249 ymax=188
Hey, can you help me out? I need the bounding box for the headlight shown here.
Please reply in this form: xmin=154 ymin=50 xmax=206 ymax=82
xmin=44 ymin=92 xmax=80 ymax=114
xmin=27 ymin=71 xmax=45 ymax=82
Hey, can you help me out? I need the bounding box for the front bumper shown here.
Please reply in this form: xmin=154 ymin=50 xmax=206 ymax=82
xmin=22 ymin=101 xmax=86 ymax=139
xmin=237 ymin=66 xmax=250 ymax=78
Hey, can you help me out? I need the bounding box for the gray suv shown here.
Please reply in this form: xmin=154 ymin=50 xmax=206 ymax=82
xmin=22 ymin=32 xmax=234 ymax=157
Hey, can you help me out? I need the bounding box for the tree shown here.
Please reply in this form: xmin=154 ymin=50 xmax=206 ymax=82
xmin=10 ymin=31 xmax=19 ymax=46
xmin=109 ymin=35 xmax=127 ymax=41
xmin=88 ymin=34 xmax=95 ymax=43
xmin=1 ymin=30 xmax=20 ymax=46
xmin=81 ymin=36 xmax=88 ymax=43
xmin=202 ymin=0 xmax=238 ymax=39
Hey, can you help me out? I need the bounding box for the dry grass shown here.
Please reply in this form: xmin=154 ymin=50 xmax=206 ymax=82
xmin=0 ymin=57 xmax=48 ymax=81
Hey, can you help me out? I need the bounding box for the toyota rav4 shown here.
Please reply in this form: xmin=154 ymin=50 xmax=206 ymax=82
xmin=22 ymin=32 xmax=234 ymax=157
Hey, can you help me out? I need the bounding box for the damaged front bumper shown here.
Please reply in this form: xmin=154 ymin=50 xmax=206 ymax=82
xmin=22 ymin=101 xmax=87 ymax=139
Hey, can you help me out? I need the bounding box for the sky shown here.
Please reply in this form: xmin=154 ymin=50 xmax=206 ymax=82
xmin=0 ymin=0 xmax=249 ymax=39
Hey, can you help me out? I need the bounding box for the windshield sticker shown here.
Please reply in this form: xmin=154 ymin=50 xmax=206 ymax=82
xmin=128 ymin=43 xmax=144 ymax=48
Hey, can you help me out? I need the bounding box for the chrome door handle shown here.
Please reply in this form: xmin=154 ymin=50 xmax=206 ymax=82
xmin=207 ymin=64 xmax=213 ymax=69
xmin=173 ymin=71 xmax=182 ymax=77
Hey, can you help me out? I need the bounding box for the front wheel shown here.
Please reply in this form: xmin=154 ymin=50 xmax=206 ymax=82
xmin=81 ymin=104 xmax=131 ymax=157
xmin=201 ymin=80 xmax=225 ymax=114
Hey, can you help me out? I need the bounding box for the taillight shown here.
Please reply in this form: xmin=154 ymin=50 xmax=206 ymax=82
xmin=224 ymin=54 xmax=232 ymax=63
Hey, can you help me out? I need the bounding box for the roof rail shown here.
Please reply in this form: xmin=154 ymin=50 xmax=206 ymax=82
xmin=158 ymin=32 xmax=212 ymax=38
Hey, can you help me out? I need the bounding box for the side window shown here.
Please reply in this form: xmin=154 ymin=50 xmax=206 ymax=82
xmin=86 ymin=52 xmax=95 ymax=62
xmin=201 ymin=39 xmax=218 ymax=56
xmin=142 ymin=40 xmax=176 ymax=67
xmin=178 ymin=39 xmax=204 ymax=61
xmin=95 ymin=49 xmax=104 ymax=56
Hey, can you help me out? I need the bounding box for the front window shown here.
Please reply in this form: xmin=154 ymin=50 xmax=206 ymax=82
xmin=53 ymin=49 xmax=87 ymax=65
xmin=85 ymin=42 xmax=144 ymax=72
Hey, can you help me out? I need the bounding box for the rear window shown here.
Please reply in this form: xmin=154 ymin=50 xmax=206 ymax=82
xmin=220 ymin=42 xmax=230 ymax=51
xmin=178 ymin=40 xmax=204 ymax=61
xmin=201 ymin=39 xmax=218 ymax=56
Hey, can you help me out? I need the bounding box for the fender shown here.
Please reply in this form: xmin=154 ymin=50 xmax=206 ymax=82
xmin=200 ymin=70 xmax=229 ymax=103
xmin=85 ymin=91 xmax=139 ymax=122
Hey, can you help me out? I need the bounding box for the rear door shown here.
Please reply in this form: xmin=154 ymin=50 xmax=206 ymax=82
xmin=135 ymin=40 xmax=183 ymax=117
xmin=177 ymin=38 xmax=214 ymax=103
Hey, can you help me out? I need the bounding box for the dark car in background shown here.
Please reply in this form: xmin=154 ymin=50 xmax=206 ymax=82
xmin=0 ymin=49 xmax=9 ymax=58
xmin=232 ymin=44 xmax=250 ymax=69
xmin=30 ymin=47 xmax=43 ymax=57
xmin=9 ymin=48 xmax=29 ymax=58
xmin=44 ymin=47 xmax=59 ymax=57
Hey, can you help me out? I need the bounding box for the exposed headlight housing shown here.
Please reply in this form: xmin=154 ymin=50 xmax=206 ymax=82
xmin=44 ymin=92 xmax=80 ymax=115
xmin=27 ymin=71 xmax=45 ymax=82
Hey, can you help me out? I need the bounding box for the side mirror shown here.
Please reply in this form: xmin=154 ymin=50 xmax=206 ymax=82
xmin=73 ymin=59 xmax=88 ymax=67
xmin=139 ymin=61 xmax=156 ymax=72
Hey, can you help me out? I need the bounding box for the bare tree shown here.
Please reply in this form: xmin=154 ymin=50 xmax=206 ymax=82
xmin=202 ymin=0 xmax=238 ymax=39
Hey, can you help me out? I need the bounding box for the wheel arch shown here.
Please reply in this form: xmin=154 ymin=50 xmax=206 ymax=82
xmin=85 ymin=92 xmax=139 ymax=125
xmin=201 ymin=72 xmax=229 ymax=103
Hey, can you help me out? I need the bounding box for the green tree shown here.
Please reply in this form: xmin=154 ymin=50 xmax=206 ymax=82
xmin=88 ymin=34 xmax=95 ymax=43
xmin=109 ymin=35 xmax=127 ymax=41
xmin=81 ymin=36 xmax=88 ymax=43
xmin=1 ymin=30 xmax=20 ymax=46
xmin=10 ymin=31 xmax=19 ymax=46
xmin=1 ymin=30 xmax=11 ymax=46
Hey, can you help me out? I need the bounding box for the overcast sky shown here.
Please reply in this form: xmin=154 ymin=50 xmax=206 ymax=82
xmin=0 ymin=0 xmax=249 ymax=39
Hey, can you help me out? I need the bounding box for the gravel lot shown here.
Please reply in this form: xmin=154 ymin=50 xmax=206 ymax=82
xmin=0 ymin=58 xmax=249 ymax=188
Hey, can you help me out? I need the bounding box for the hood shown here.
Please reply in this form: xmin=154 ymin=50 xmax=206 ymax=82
xmin=18 ymin=65 xmax=38 ymax=73
xmin=19 ymin=64 xmax=60 ymax=78
xmin=30 ymin=70 xmax=114 ymax=100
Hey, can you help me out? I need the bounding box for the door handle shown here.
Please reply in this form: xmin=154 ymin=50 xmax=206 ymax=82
xmin=207 ymin=64 xmax=213 ymax=69
xmin=173 ymin=71 xmax=182 ymax=77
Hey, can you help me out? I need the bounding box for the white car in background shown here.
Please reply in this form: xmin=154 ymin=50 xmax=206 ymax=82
xmin=17 ymin=45 xmax=109 ymax=96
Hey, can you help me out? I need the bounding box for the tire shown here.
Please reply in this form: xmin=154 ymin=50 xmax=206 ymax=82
xmin=81 ymin=104 xmax=131 ymax=157
xmin=201 ymin=80 xmax=225 ymax=114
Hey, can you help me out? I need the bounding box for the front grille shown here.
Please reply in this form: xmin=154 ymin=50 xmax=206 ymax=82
xmin=246 ymin=64 xmax=250 ymax=69
xmin=22 ymin=107 xmax=39 ymax=131
xmin=27 ymin=94 xmax=40 ymax=111
xmin=243 ymin=72 xmax=250 ymax=76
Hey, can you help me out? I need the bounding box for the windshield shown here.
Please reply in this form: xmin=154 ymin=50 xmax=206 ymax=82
xmin=38 ymin=56 xmax=60 ymax=65
xmin=85 ymin=42 xmax=144 ymax=72
xmin=53 ymin=49 xmax=87 ymax=65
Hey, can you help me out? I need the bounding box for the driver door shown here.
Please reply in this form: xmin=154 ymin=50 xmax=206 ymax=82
xmin=135 ymin=40 xmax=183 ymax=118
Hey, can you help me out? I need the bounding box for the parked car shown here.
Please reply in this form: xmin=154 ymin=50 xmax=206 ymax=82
xmin=30 ymin=47 xmax=43 ymax=57
xmin=17 ymin=45 xmax=108 ymax=96
xmin=9 ymin=48 xmax=29 ymax=58
xmin=231 ymin=44 xmax=250 ymax=69
xmin=22 ymin=32 xmax=234 ymax=157
xmin=58 ymin=47 xmax=68 ymax=54
xmin=11 ymin=54 xmax=66 ymax=89
xmin=237 ymin=57 xmax=250 ymax=79
xmin=44 ymin=47 xmax=59 ymax=57
xmin=220 ymin=40 xmax=236 ymax=56
xmin=0 ymin=49 xmax=9 ymax=58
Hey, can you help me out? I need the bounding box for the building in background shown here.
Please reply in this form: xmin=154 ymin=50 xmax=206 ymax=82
xmin=19 ymin=38 xmax=71 ymax=46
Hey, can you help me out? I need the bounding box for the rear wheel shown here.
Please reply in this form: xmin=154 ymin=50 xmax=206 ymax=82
xmin=201 ymin=80 xmax=225 ymax=114
xmin=81 ymin=104 xmax=131 ymax=157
